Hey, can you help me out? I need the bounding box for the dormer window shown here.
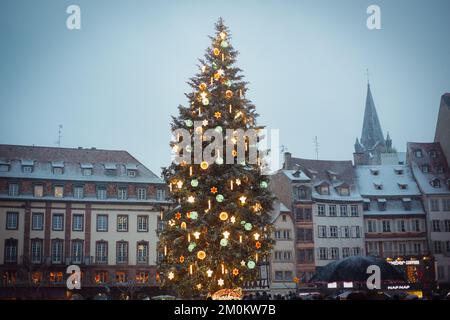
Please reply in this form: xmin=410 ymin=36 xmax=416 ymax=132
xmin=104 ymin=163 xmax=117 ymax=176
xmin=402 ymin=198 xmax=412 ymax=211
xmin=370 ymin=168 xmax=379 ymax=176
xmin=398 ymin=182 xmax=408 ymax=190
xmin=363 ymin=198 xmax=370 ymax=211
xmin=394 ymin=168 xmax=404 ymax=175
xmin=292 ymin=170 xmax=301 ymax=178
xmin=430 ymin=179 xmax=441 ymax=188
xmin=320 ymin=185 xmax=329 ymax=195
xmin=414 ymin=150 xmax=423 ymax=158
xmin=436 ymin=166 xmax=444 ymax=174
xmin=377 ymin=198 xmax=387 ymax=211
xmin=429 ymin=150 xmax=437 ymax=158
xmin=339 ymin=186 xmax=350 ymax=196
xmin=125 ymin=164 xmax=138 ymax=177
xmin=81 ymin=163 xmax=93 ymax=176
xmin=373 ymin=182 xmax=383 ymax=190
xmin=0 ymin=161 xmax=10 ymax=172
xmin=21 ymin=160 xmax=34 ymax=173
xmin=51 ymin=162 xmax=64 ymax=175
xmin=421 ymin=165 xmax=430 ymax=173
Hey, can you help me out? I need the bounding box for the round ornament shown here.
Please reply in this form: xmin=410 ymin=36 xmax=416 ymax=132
xmin=219 ymin=211 xmax=228 ymax=221
xmin=220 ymin=40 xmax=229 ymax=48
xmin=197 ymin=250 xmax=206 ymax=260
xmin=247 ymin=260 xmax=256 ymax=269
xmin=244 ymin=223 xmax=253 ymax=231
xmin=191 ymin=179 xmax=199 ymax=187
xmin=260 ymin=181 xmax=268 ymax=189
xmin=185 ymin=119 xmax=193 ymax=127
xmin=216 ymin=194 xmax=224 ymax=202
xmin=202 ymin=98 xmax=209 ymax=106
xmin=213 ymin=48 xmax=220 ymax=56
xmin=188 ymin=242 xmax=197 ymax=252
xmin=220 ymin=238 xmax=228 ymax=247
xmin=189 ymin=211 xmax=198 ymax=220
xmin=225 ymin=90 xmax=233 ymax=99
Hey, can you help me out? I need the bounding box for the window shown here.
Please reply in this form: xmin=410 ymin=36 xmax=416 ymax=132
xmin=95 ymin=271 xmax=108 ymax=284
xmin=367 ymin=220 xmax=377 ymax=233
xmin=137 ymin=215 xmax=148 ymax=232
xmin=432 ymin=220 xmax=441 ymax=232
xmin=52 ymin=214 xmax=64 ymax=231
xmin=4 ymin=239 xmax=18 ymax=263
xmin=320 ymin=185 xmax=329 ymax=195
xmin=329 ymin=205 xmax=337 ymax=217
xmin=351 ymin=205 xmax=359 ymax=216
xmin=382 ymin=220 xmax=391 ymax=233
xmin=429 ymin=150 xmax=437 ymax=158
xmin=295 ymin=208 xmax=312 ymax=221
xmin=128 ymin=169 xmax=136 ymax=177
xmin=317 ymin=205 xmax=325 ymax=216
xmin=330 ymin=247 xmax=339 ymax=260
xmin=363 ymin=200 xmax=370 ymax=211
xmin=352 ymin=226 xmax=361 ymax=238
xmin=31 ymin=239 xmax=43 ymax=264
xmin=97 ymin=186 xmax=107 ymax=199
xmin=118 ymin=187 xmax=128 ymax=200
xmin=412 ymin=219 xmax=421 ymax=232
xmin=398 ymin=183 xmax=408 ymax=190
xmin=445 ymin=220 xmax=450 ymax=232
xmin=446 ymin=241 xmax=450 ymax=253
xmin=431 ymin=199 xmax=440 ymax=211
xmin=394 ymin=168 xmax=404 ymax=175
xmin=296 ymin=228 xmax=313 ymax=242
xmin=342 ymin=247 xmax=350 ymax=258
xmin=32 ymin=213 xmax=44 ymax=230
xmin=421 ymin=165 xmax=429 ymax=173
xmin=413 ymin=243 xmax=422 ymax=254
xmin=318 ymin=226 xmax=327 ymax=238
xmin=23 ymin=166 xmax=33 ymax=173
xmin=82 ymin=168 xmax=92 ymax=176
xmin=282 ymin=214 xmax=287 ymax=222
xmin=117 ymin=215 xmax=129 ymax=232
xmin=274 ymin=271 xmax=283 ymax=281
xmin=374 ymin=183 xmax=383 ymax=190
xmin=403 ymin=199 xmax=412 ymax=211
xmin=74 ymin=186 xmax=84 ymax=199
xmin=72 ymin=214 xmax=84 ymax=231
xmin=34 ymin=185 xmax=44 ymax=198
xmin=51 ymin=240 xmax=64 ymax=264
xmin=352 ymin=247 xmax=361 ymax=256
xmin=8 ymin=183 xmax=19 ymax=197
xmin=95 ymin=241 xmax=108 ymax=264
xmin=137 ymin=187 xmax=147 ymax=200
xmin=283 ymin=229 xmax=291 ymax=239
xmin=329 ymin=226 xmax=338 ymax=238
xmin=378 ymin=200 xmax=387 ymax=211
xmin=137 ymin=242 xmax=148 ymax=264
xmin=96 ymin=214 xmax=108 ymax=232
xmin=54 ymin=186 xmax=64 ymax=198
xmin=283 ymin=251 xmax=292 ymax=261
xmin=414 ymin=150 xmax=423 ymax=158
xmin=342 ymin=226 xmax=350 ymax=238
xmin=443 ymin=199 xmax=450 ymax=212
xmin=340 ymin=205 xmax=348 ymax=217
xmin=0 ymin=164 xmax=10 ymax=172
xmin=431 ymin=179 xmax=441 ymax=188
xmin=53 ymin=167 xmax=63 ymax=175
xmin=71 ymin=241 xmax=83 ymax=264
xmin=156 ymin=188 xmax=165 ymax=200
xmin=116 ymin=242 xmax=128 ymax=264
xmin=136 ymin=271 xmax=149 ymax=284
xmin=319 ymin=248 xmax=328 ymax=260
xmin=297 ymin=186 xmax=309 ymax=200
xmin=397 ymin=220 xmax=406 ymax=232
xmin=437 ymin=166 xmax=444 ymax=173
xmin=6 ymin=212 xmax=18 ymax=230
xmin=49 ymin=272 xmax=64 ymax=284
xmin=340 ymin=187 xmax=350 ymax=196
xmin=434 ymin=241 xmax=442 ymax=254
xmin=297 ymin=249 xmax=314 ymax=263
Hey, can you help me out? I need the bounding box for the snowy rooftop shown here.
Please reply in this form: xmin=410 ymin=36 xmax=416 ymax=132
xmin=355 ymin=164 xmax=421 ymax=196
xmin=363 ymin=198 xmax=425 ymax=216
xmin=270 ymin=200 xmax=291 ymax=223
xmin=0 ymin=144 xmax=164 ymax=184
xmin=407 ymin=142 xmax=450 ymax=195
xmin=282 ymin=169 xmax=311 ymax=182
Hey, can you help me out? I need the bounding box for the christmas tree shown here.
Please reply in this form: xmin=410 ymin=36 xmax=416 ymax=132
xmin=158 ymin=18 xmax=274 ymax=298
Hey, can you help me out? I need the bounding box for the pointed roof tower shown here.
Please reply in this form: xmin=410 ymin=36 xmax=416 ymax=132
xmin=360 ymin=83 xmax=386 ymax=150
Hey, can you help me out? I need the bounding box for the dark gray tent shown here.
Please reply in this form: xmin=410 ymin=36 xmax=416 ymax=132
xmin=311 ymin=256 xmax=406 ymax=283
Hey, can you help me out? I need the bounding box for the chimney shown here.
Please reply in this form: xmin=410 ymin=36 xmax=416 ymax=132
xmin=284 ymin=152 xmax=292 ymax=169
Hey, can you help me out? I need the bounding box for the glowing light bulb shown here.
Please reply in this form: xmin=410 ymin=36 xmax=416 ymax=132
xmin=223 ymin=231 xmax=230 ymax=239
xmin=193 ymin=231 xmax=201 ymax=239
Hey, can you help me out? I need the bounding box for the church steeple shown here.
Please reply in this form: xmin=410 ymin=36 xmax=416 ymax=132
xmin=360 ymin=83 xmax=386 ymax=151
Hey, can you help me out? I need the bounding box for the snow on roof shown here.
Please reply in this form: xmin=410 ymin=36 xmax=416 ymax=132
xmin=51 ymin=161 xmax=64 ymax=168
xmin=363 ymin=198 xmax=424 ymax=216
xmin=104 ymin=163 xmax=117 ymax=170
xmin=125 ymin=163 xmax=138 ymax=170
xmin=0 ymin=144 xmax=164 ymax=184
xmin=407 ymin=142 xmax=450 ymax=195
xmin=282 ymin=169 xmax=311 ymax=182
xmin=269 ymin=200 xmax=292 ymax=223
xmin=356 ymin=165 xmax=421 ymax=196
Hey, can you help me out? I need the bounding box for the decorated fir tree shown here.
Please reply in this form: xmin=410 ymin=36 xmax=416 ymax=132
xmin=158 ymin=18 xmax=274 ymax=298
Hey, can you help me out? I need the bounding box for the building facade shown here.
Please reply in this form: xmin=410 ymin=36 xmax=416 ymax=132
xmin=0 ymin=145 xmax=169 ymax=299
xmin=268 ymin=201 xmax=297 ymax=295
xmin=270 ymin=160 xmax=315 ymax=285
xmin=407 ymin=142 xmax=450 ymax=286
xmin=289 ymin=158 xmax=365 ymax=269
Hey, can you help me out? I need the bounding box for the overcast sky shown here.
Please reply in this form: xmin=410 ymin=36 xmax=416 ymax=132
xmin=1 ymin=0 xmax=449 ymax=175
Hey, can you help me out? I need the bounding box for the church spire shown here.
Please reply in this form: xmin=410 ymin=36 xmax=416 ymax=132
xmin=360 ymin=83 xmax=385 ymax=150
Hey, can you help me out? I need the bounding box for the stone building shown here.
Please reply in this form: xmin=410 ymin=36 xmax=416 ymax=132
xmin=0 ymin=144 xmax=169 ymax=299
